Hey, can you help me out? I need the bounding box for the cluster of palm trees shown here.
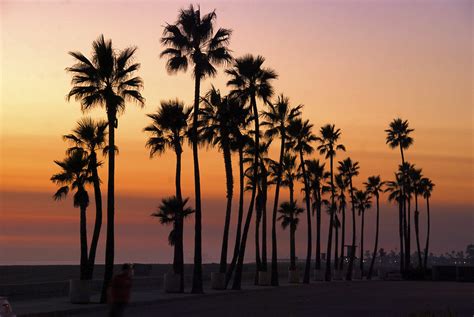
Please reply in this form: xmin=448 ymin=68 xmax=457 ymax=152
xmin=51 ymin=4 xmax=436 ymax=301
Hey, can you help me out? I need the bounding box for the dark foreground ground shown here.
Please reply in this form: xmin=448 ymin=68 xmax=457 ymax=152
xmin=75 ymin=281 xmax=473 ymax=317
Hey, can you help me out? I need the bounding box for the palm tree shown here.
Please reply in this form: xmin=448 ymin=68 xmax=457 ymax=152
xmin=226 ymin=54 xmax=277 ymax=289
xmin=200 ymin=87 xmax=248 ymax=279
xmin=144 ymin=100 xmax=190 ymax=292
xmin=399 ymin=162 xmax=415 ymax=269
xmin=287 ymin=118 xmax=316 ymax=283
xmin=385 ymin=173 xmax=405 ymax=273
xmin=385 ymin=118 xmax=414 ymax=164
xmin=51 ymin=149 xmax=91 ymax=280
xmin=316 ymin=124 xmax=345 ymax=281
xmin=161 ymin=5 xmax=232 ymax=293
xmin=152 ymin=196 xmax=194 ymax=272
xmin=278 ymin=202 xmax=304 ymax=271
xmin=338 ymin=158 xmax=359 ymax=280
xmin=420 ymin=177 xmax=434 ymax=271
xmin=385 ymin=118 xmax=414 ymax=273
xmin=66 ymin=35 xmax=144 ymax=301
xmin=261 ymin=95 xmax=301 ymax=284
xmin=364 ymin=176 xmax=384 ymax=280
xmin=409 ymin=166 xmax=423 ymax=269
xmin=353 ymin=190 xmax=372 ymax=276
xmin=244 ymin=139 xmax=271 ymax=283
xmin=63 ymin=118 xmax=107 ymax=280
xmin=335 ymin=173 xmax=348 ymax=270
xmin=306 ymin=159 xmax=330 ymax=271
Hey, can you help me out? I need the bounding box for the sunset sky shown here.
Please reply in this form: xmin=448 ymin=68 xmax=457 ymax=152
xmin=0 ymin=0 xmax=472 ymax=265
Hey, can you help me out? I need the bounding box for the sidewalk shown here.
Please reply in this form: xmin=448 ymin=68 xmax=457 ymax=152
xmin=12 ymin=281 xmax=296 ymax=317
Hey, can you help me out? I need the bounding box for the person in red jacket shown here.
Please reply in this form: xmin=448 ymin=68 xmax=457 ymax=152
xmin=108 ymin=263 xmax=134 ymax=317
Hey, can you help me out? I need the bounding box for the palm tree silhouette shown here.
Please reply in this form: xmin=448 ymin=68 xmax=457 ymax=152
xmin=306 ymin=159 xmax=330 ymax=271
xmin=385 ymin=118 xmax=414 ymax=273
xmin=385 ymin=173 xmax=405 ymax=273
xmin=420 ymin=177 xmax=434 ymax=271
xmin=152 ymin=196 xmax=194 ymax=269
xmin=409 ymin=166 xmax=423 ymax=269
xmin=66 ymin=35 xmax=144 ymax=302
xmin=338 ymin=158 xmax=359 ymax=280
xmin=335 ymin=173 xmax=348 ymax=270
xmin=287 ymin=117 xmax=316 ymax=283
xmin=226 ymin=54 xmax=277 ymax=289
xmin=261 ymin=94 xmax=301 ymax=284
xmin=277 ymin=201 xmax=304 ymax=271
xmin=316 ymin=124 xmax=345 ymax=281
xmin=399 ymin=161 xmax=415 ymax=269
xmin=200 ymin=87 xmax=249 ymax=280
xmin=144 ymin=100 xmax=190 ymax=292
xmin=51 ymin=149 xmax=91 ymax=280
xmin=161 ymin=5 xmax=232 ymax=293
xmin=244 ymin=139 xmax=271 ymax=283
xmin=364 ymin=176 xmax=384 ymax=279
xmin=353 ymin=189 xmax=372 ymax=276
xmin=63 ymin=118 xmax=107 ymax=280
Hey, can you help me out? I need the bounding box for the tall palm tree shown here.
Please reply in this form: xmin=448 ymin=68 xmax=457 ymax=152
xmin=200 ymin=87 xmax=247 ymax=278
xmin=385 ymin=173 xmax=405 ymax=273
xmin=338 ymin=158 xmax=359 ymax=280
xmin=244 ymin=139 xmax=271 ymax=284
xmin=66 ymin=35 xmax=145 ymax=301
xmin=287 ymin=117 xmax=316 ymax=283
xmin=277 ymin=201 xmax=304 ymax=271
xmin=144 ymin=100 xmax=190 ymax=292
xmin=261 ymin=95 xmax=301 ymax=284
xmin=385 ymin=118 xmax=414 ymax=273
xmin=335 ymin=173 xmax=348 ymax=270
xmin=161 ymin=5 xmax=232 ymax=293
xmin=420 ymin=177 xmax=434 ymax=271
xmin=409 ymin=167 xmax=423 ymax=269
xmin=353 ymin=190 xmax=372 ymax=276
xmin=226 ymin=54 xmax=277 ymax=289
xmin=51 ymin=149 xmax=91 ymax=280
xmin=399 ymin=162 xmax=415 ymax=269
xmin=63 ymin=118 xmax=107 ymax=279
xmin=306 ymin=159 xmax=330 ymax=271
xmin=316 ymin=124 xmax=345 ymax=281
xmin=364 ymin=176 xmax=384 ymax=280
xmin=152 ymin=196 xmax=194 ymax=270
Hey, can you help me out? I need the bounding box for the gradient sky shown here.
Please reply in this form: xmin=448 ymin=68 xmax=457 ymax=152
xmin=0 ymin=0 xmax=473 ymax=265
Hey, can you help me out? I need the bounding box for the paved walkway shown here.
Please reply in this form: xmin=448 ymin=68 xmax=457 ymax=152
xmin=12 ymin=281 xmax=474 ymax=317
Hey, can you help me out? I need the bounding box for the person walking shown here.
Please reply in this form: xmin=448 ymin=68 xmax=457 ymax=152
xmin=108 ymin=263 xmax=133 ymax=317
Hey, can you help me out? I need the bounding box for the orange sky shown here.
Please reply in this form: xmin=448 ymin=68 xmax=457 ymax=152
xmin=0 ymin=0 xmax=473 ymax=264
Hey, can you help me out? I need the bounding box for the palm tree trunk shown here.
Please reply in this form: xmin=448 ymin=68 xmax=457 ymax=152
xmin=219 ymin=143 xmax=234 ymax=274
xmin=175 ymin=146 xmax=185 ymax=292
xmin=398 ymin=198 xmax=405 ymax=273
xmin=79 ymin=202 xmax=88 ymax=281
xmin=290 ymin=222 xmax=296 ymax=270
xmin=226 ymin=147 xmax=244 ymax=286
xmin=271 ymin=132 xmax=285 ymax=286
xmin=405 ymin=198 xmax=411 ymax=270
xmin=315 ymin=191 xmax=322 ymax=270
xmin=255 ymin=196 xmax=262 ymax=285
xmin=334 ymin=215 xmax=339 ymax=270
xmin=191 ymin=76 xmax=203 ymax=294
xmin=232 ymin=94 xmax=259 ymax=290
xmin=299 ymin=150 xmax=312 ymax=283
xmin=345 ymin=180 xmax=356 ymax=281
xmin=100 ymin=111 xmax=116 ymax=303
xmin=423 ymin=197 xmax=430 ymax=271
xmin=261 ymin=171 xmax=268 ymax=272
xmin=368 ymin=195 xmax=380 ymax=280
xmin=325 ymin=154 xmax=335 ymax=281
xmin=86 ymin=154 xmax=102 ymax=280
xmin=360 ymin=210 xmax=365 ymax=275
xmin=414 ymin=194 xmax=422 ymax=270
xmin=339 ymin=203 xmax=346 ymax=270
